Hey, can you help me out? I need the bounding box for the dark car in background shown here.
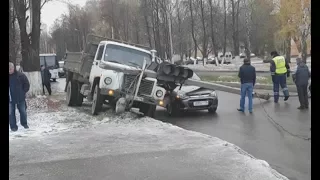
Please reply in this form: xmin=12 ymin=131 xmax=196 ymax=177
xmin=164 ymin=73 xmax=218 ymax=116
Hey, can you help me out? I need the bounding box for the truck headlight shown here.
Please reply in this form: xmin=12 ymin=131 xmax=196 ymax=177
xmin=104 ymin=77 xmax=112 ymax=85
xmin=210 ymin=91 xmax=217 ymax=97
xmin=156 ymin=90 xmax=163 ymax=97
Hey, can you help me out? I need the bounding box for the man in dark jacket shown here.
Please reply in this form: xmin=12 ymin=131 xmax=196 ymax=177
xmin=41 ymin=65 xmax=52 ymax=95
xmin=237 ymin=58 xmax=256 ymax=113
xmin=9 ymin=62 xmax=30 ymax=131
xmin=292 ymin=58 xmax=310 ymax=109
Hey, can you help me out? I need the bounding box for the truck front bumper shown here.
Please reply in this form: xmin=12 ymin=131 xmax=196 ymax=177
xmin=100 ymin=88 xmax=163 ymax=106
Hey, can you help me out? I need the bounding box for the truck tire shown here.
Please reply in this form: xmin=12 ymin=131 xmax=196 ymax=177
xmin=66 ymin=80 xmax=77 ymax=106
xmin=91 ymin=83 xmax=103 ymax=115
xmin=140 ymin=103 xmax=156 ymax=118
xmin=75 ymin=83 xmax=84 ymax=106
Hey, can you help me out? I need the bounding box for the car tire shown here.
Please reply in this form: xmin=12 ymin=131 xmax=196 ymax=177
xmin=166 ymin=102 xmax=180 ymax=117
xmin=139 ymin=103 xmax=156 ymax=118
xmin=208 ymin=107 xmax=217 ymax=113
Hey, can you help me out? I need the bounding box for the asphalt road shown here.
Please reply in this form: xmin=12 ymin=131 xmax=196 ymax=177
xmin=155 ymin=91 xmax=311 ymax=180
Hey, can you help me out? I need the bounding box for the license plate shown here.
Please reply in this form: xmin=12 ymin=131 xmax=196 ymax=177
xmin=193 ymin=101 xmax=209 ymax=106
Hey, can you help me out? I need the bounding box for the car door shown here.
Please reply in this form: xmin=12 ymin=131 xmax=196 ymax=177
xmin=89 ymin=44 xmax=106 ymax=84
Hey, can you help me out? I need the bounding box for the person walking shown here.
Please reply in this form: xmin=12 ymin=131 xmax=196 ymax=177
xmin=9 ymin=62 xmax=30 ymax=131
xmin=270 ymin=51 xmax=290 ymax=103
xmin=292 ymin=58 xmax=310 ymax=109
xmin=237 ymin=58 xmax=256 ymax=113
xmin=41 ymin=65 xmax=52 ymax=95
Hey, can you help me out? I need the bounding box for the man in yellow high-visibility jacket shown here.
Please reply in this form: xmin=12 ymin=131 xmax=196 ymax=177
xmin=270 ymin=51 xmax=290 ymax=103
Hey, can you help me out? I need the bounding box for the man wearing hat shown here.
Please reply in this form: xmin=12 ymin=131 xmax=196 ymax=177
xmin=292 ymin=57 xmax=310 ymax=109
xmin=270 ymin=51 xmax=290 ymax=103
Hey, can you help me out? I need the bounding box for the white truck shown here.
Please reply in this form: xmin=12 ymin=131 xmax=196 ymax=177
xmin=63 ymin=35 xmax=166 ymax=117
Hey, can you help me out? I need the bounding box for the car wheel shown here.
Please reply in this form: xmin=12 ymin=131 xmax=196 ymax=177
xmin=208 ymin=107 xmax=217 ymax=113
xmin=166 ymin=102 xmax=180 ymax=117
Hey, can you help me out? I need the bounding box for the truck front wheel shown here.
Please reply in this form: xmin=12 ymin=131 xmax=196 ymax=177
xmin=91 ymin=83 xmax=103 ymax=115
xmin=140 ymin=103 xmax=156 ymax=118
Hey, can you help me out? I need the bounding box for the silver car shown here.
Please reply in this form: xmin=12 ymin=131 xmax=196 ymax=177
xmin=164 ymin=73 xmax=218 ymax=116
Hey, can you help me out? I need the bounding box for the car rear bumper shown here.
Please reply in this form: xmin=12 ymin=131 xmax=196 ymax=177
xmin=178 ymin=97 xmax=218 ymax=111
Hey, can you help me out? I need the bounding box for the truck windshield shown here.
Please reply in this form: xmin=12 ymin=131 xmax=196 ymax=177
xmin=104 ymin=44 xmax=152 ymax=68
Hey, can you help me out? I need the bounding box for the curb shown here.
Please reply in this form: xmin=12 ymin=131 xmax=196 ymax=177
xmin=211 ymin=82 xmax=297 ymax=92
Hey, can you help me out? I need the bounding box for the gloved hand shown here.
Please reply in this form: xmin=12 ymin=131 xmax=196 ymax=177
xmin=287 ymin=72 xmax=290 ymax=78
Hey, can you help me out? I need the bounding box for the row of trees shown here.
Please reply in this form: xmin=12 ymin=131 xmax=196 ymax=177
xmin=48 ymin=0 xmax=310 ymax=63
xmin=9 ymin=0 xmax=311 ymax=69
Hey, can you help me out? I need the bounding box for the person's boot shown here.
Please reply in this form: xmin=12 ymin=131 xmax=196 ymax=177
xmin=23 ymin=125 xmax=29 ymax=129
xmin=237 ymin=108 xmax=244 ymax=112
xmin=284 ymin=96 xmax=290 ymax=101
xmin=297 ymin=106 xmax=305 ymax=110
xmin=283 ymin=90 xmax=290 ymax=101
xmin=274 ymin=95 xmax=279 ymax=103
xmin=11 ymin=127 xmax=18 ymax=132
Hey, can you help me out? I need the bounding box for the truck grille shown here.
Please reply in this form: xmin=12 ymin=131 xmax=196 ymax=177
xmin=123 ymin=74 xmax=154 ymax=96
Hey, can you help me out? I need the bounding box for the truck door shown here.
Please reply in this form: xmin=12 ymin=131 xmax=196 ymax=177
xmin=89 ymin=44 xmax=106 ymax=84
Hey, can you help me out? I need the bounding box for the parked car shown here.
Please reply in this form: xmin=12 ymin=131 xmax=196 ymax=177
xmin=164 ymin=73 xmax=218 ymax=116
xmin=184 ymin=58 xmax=195 ymax=65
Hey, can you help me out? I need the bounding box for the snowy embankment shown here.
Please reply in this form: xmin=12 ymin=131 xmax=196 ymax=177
xmin=9 ymin=94 xmax=288 ymax=180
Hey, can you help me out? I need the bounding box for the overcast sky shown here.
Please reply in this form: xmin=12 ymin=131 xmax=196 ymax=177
xmin=41 ymin=0 xmax=87 ymax=31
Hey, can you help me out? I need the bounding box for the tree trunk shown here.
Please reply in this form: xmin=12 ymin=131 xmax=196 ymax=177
xmin=13 ymin=0 xmax=42 ymax=96
xmin=223 ymin=0 xmax=227 ymax=55
xmin=200 ymin=0 xmax=208 ymax=65
xmin=189 ymin=0 xmax=198 ymax=59
xmin=285 ymin=33 xmax=291 ymax=63
xmin=208 ymin=0 xmax=218 ymax=57
xmin=143 ymin=0 xmax=152 ymax=48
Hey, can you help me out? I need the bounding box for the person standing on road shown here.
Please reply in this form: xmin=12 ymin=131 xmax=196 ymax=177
xmin=292 ymin=58 xmax=310 ymax=109
xmin=237 ymin=58 xmax=256 ymax=113
xmin=41 ymin=65 xmax=52 ymax=95
xmin=270 ymin=51 xmax=290 ymax=103
xmin=9 ymin=62 xmax=30 ymax=131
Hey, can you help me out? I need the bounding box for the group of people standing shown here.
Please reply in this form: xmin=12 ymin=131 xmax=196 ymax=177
xmin=9 ymin=62 xmax=52 ymax=132
xmin=237 ymin=51 xmax=311 ymax=112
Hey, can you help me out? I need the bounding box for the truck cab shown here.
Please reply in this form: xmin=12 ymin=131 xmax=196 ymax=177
xmin=89 ymin=41 xmax=165 ymax=115
xmin=64 ymin=36 xmax=166 ymax=117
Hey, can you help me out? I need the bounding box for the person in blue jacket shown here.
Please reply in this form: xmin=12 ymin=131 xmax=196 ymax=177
xmin=9 ymin=62 xmax=30 ymax=131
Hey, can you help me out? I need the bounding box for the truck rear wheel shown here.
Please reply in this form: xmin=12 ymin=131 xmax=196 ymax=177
xmin=66 ymin=80 xmax=77 ymax=106
xmin=75 ymin=83 xmax=84 ymax=106
xmin=139 ymin=103 xmax=156 ymax=118
xmin=91 ymin=83 xmax=103 ymax=115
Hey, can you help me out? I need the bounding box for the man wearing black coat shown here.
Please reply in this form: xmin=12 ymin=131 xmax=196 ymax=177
xmin=9 ymin=62 xmax=30 ymax=131
xmin=237 ymin=58 xmax=256 ymax=113
xmin=41 ymin=65 xmax=52 ymax=95
xmin=292 ymin=58 xmax=310 ymax=109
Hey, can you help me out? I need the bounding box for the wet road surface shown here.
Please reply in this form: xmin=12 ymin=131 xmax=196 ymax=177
xmin=155 ymin=91 xmax=311 ymax=180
